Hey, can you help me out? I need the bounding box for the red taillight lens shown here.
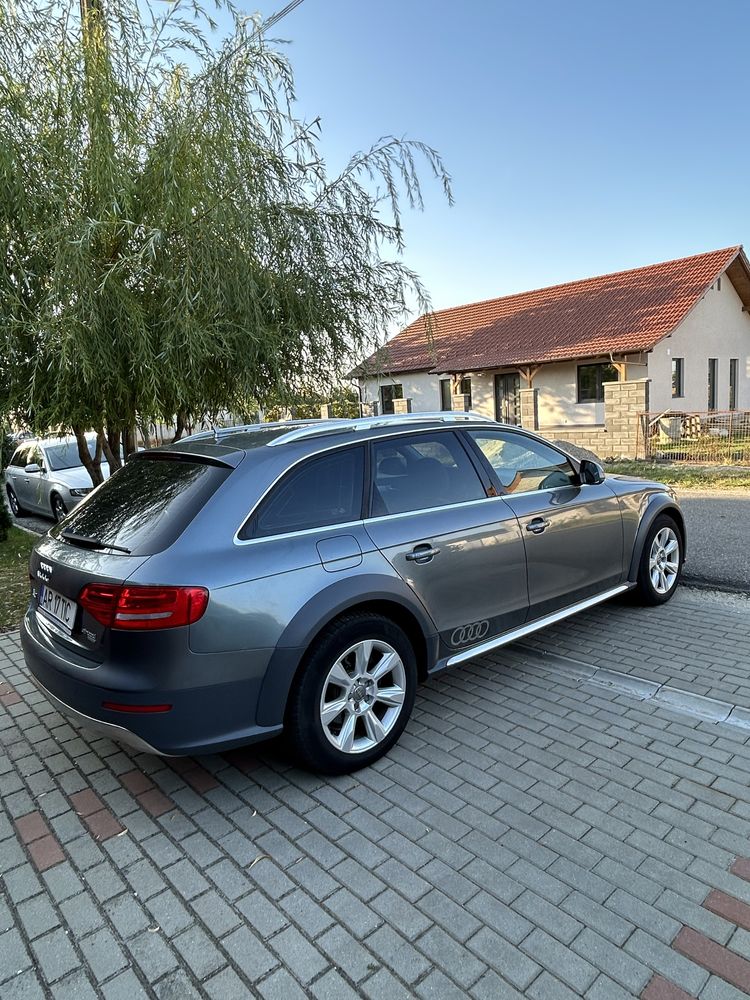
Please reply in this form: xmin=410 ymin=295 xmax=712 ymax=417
xmin=79 ymin=584 xmax=208 ymax=630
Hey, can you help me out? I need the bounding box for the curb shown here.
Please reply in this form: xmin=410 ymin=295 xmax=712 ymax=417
xmin=513 ymin=644 xmax=750 ymax=731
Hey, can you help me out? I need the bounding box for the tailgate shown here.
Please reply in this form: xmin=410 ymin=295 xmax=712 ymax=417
xmin=28 ymin=534 xmax=151 ymax=663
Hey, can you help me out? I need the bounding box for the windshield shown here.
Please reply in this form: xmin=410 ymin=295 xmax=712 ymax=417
xmin=44 ymin=440 xmax=98 ymax=472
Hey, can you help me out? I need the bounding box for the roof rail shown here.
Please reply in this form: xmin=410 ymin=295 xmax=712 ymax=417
xmin=181 ymin=419 xmax=323 ymax=444
xmin=266 ymin=411 xmax=495 ymax=447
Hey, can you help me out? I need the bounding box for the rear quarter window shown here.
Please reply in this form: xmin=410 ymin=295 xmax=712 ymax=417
xmin=51 ymin=455 xmax=231 ymax=555
xmin=240 ymin=446 xmax=365 ymax=540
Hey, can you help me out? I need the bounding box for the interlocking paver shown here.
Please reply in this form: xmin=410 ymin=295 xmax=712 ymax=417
xmin=3 ymin=591 xmax=750 ymax=995
xmin=30 ymin=926 xmax=80 ymax=984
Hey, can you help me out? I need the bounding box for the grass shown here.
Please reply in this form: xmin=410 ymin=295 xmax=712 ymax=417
xmin=0 ymin=526 xmax=36 ymax=631
xmin=606 ymin=461 xmax=750 ymax=490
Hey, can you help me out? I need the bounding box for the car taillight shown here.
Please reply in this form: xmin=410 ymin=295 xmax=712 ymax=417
xmin=79 ymin=584 xmax=209 ymax=630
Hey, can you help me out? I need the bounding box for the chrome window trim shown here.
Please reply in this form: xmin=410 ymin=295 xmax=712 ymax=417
xmin=233 ymin=425 xmax=491 ymax=546
xmin=232 ymin=423 xmax=588 ymax=547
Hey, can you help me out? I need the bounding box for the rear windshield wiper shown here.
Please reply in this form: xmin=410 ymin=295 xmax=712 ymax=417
xmin=61 ymin=531 xmax=132 ymax=555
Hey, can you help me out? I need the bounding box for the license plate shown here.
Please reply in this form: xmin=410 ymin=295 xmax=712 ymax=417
xmin=38 ymin=585 xmax=75 ymax=634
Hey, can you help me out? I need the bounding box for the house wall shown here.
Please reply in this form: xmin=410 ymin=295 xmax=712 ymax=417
xmin=359 ymin=359 xmax=650 ymax=426
xmin=537 ymin=363 xmax=601 ymax=427
xmin=359 ymin=371 xmax=440 ymax=413
xmin=648 ymin=276 xmax=750 ymax=412
xmin=537 ymin=360 xmax=649 ymax=428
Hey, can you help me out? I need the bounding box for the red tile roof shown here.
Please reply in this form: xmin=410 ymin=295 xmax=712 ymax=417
xmin=359 ymin=246 xmax=746 ymax=374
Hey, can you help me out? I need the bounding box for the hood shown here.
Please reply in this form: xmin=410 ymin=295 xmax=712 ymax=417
xmin=50 ymin=463 xmax=110 ymax=489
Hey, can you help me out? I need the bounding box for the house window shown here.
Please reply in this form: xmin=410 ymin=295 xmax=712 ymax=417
xmin=439 ymin=379 xmax=452 ymax=411
xmin=576 ymin=363 xmax=618 ymax=403
xmin=730 ymin=358 xmax=738 ymax=410
xmin=671 ymin=358 xmax=684 ymax=398
xmin=708 ymin=359 xmax=718 ymax=411
xmin=379 ymin=383 xmax=403 ymax=415
xmin=458 ymin=377 xmax=472 ymax=408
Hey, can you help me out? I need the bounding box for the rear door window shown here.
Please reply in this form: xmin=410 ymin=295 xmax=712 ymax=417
xmin=10 ymin=445 xmax=31 ymax=468
xmin=241 ymin=446 xmax=365 ymax=540
xmin=371 ymin=431 xmax=486 ymax=516
xmin=51 ymin=455 xmax=232 ymax=555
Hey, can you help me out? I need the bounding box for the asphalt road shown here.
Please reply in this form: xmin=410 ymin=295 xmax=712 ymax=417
xmin=678 ymin=490 xmax=750 ymax=591
xmin=11 ymin=490 xmax=750 ymax=591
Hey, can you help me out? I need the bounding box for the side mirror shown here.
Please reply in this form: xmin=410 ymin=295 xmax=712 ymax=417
xmin=24 ymin=463 xmax=41 ymax=474
xmin=578 ymin=459 xmax=605 ymax=485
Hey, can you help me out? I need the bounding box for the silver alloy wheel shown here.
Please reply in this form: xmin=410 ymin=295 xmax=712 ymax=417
xmin=52 ymin=495 xmax=66 ymax=522
xmin=649 ymin=526 xmax=680 ymax=595
xmin=7 ymin=489 xmax=18 ymax=517
xmin=319 ymin=639 xmax=407 ymax=754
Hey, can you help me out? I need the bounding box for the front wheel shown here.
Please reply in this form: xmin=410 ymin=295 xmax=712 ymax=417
xmin=51 ymin=493 xmax=67 ymax=523
xmin=286 ymin=613 xmax=417 ymax=774
xmin=633 ymin=514 xmax=683 ymax=605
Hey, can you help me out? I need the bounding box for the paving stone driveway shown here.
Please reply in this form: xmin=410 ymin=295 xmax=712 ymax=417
xmin=3 ymin=589 xmax=750 ymax=999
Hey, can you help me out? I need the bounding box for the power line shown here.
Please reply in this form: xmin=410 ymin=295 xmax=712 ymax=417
xmin=262 ymin=0 xmax=306 ymax=34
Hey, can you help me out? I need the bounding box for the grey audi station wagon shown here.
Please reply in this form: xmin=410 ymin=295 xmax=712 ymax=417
xmin=21 ymin=413 xmax=685 ymax=773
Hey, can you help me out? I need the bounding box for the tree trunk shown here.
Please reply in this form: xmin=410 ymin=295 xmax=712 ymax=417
xmin=98 ymin=427 xmax=121 ymax=472
xmin=106 ymin=427 xmax=122 ymax=469
xmin=172 ymin=409 xmax=186 ymax=443
xmin=75 ymin=425 xmax=104 ymax=486
xmin=123 ymin=425 xmax=137 ymax=457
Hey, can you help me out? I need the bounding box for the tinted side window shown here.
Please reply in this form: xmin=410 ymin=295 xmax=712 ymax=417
xmin=371 ymin=432 xmax=485 ymax=516
xmin=9 ymin=447 xmax=28 ymax=468
xmin=468 ymin=431 xmax=575 ymax=493
xmin=246 ymin=447 xmax=364 ymax=540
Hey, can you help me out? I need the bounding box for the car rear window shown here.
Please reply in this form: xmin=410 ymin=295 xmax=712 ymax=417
xmin=50 ymin=455 xmax=231 ymax=555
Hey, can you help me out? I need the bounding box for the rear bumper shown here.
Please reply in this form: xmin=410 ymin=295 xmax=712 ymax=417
xmin=21 ymin=613 xmax=283 ymax=756
xmin=29 ymin=672 xmax=167 ymax=755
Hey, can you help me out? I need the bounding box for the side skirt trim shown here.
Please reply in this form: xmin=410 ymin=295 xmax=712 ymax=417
xmin=445 ymin=584 xmax=631 ymax=667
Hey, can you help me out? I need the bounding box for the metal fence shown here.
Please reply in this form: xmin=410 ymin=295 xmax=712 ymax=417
xmin=637 ymin=410 xmax=750 ymax=464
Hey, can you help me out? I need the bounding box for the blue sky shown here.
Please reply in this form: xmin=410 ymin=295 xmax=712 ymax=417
xmin=226 ymin=0 xmax=749 ymax=313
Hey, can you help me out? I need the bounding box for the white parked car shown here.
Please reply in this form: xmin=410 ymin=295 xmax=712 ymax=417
xmin=4 ymin=435 xmax=110 ymax=522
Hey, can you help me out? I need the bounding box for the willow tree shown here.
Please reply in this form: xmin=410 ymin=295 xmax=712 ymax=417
xmin=0 ymin=0 xmax=450 ymax=483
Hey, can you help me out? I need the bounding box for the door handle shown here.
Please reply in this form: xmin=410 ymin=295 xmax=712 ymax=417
xmin=525 ymin=517 xmax=551 ymax=534
xmin=405 ymin=544 xmax=440 ymax=563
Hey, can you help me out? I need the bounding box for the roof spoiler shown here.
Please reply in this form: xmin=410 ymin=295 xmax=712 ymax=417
xmin=129 ymin=446 xmax=244 ymax=470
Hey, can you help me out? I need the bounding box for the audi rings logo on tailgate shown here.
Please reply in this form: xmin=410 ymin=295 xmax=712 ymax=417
xmin=38 ymin=562 xmax=53 ymax=583
xmin=450 ymin=620 xmax=490 ymax=647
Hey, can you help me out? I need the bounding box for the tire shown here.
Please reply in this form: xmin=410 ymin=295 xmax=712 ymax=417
xmin=51 ymin=493 xmax=67 ymax=523
xmin=286 ymin=613 xmax=417 ymax=774
xmin=632 ymin=514 xmax=683 ymax=605
xmin=6 ymin=486 xmax=25 ymax=517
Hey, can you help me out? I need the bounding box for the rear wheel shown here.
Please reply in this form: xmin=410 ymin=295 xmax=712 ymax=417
xmin=286 ymin=613 xmax=417 ymax=774
xmin=633 ymin=514 xmax=682 ymax=605
xmin=6 ymin=486 xmax=25 ymax=517
xmin=51 ymin=493 xmax=67 ymax=523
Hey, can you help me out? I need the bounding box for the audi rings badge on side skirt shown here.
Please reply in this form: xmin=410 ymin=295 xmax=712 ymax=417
xmin=450 ymin=620 xmax=490 ymax=647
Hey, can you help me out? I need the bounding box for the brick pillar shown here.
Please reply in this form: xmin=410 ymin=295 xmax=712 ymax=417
xmin=452 ymin=394 xmax=471 ymax=412
xmin=604 ymin=379 xmax=650 ymax=458
xmin=393 ymin=397 xmax=412 ymax=414
xmin=519 ymin=388 xmax=539 ymax=430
